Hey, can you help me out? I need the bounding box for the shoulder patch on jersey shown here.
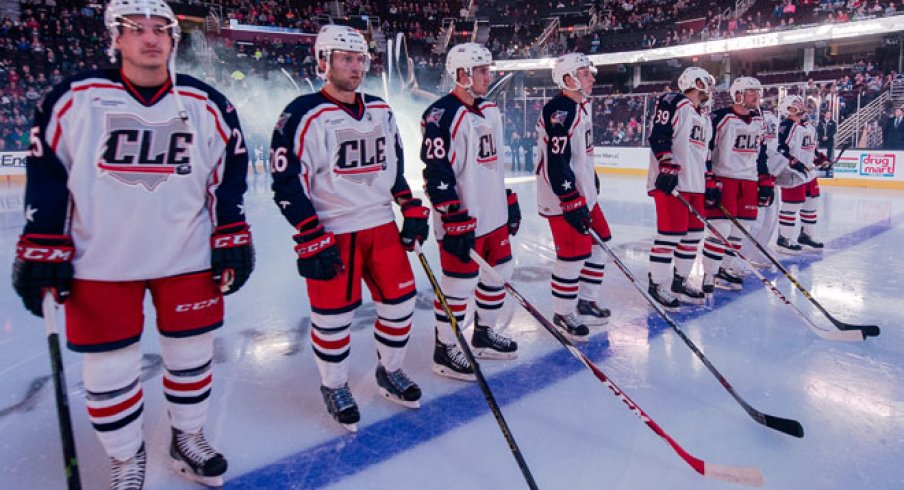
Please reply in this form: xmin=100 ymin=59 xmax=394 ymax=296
xmin=550 ymin=110 xmax=568 ymax=126
xmin=425 ymin=107 xmax=445 ymax=126
xmin=275 ymin=112 xmax=291 ymax=134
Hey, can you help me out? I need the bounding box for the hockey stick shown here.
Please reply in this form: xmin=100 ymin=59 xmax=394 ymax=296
xmin=42 ymin=293 xmax=82 ymax=490
xmin=823 ymin=142 xmax=850 ymax=171
xmin=671 ymin=192 xmax=864 ymax=342
xmin=586 ymin=229 xmax=803 ymax=438
xmin=470 ymin=251 xmax=765 ymax=487
xmin=717 ymin=202 xmax=880 ymax=338
xmin=413 ymin=244 xmax=539 ymax=490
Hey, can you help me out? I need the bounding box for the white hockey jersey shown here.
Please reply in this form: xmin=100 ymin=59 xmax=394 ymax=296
xmin=709 ymin=107 xmax=769 ymax=181
xmin=536 ymin=94 xmax=598 ymax=216
xmin=777 ymin=118 xmax=819 ymax=183
xmin=762 ymin=110 xmax=788 ymax=175
xmin=23 ymin=69 xmax=248 ymax=281
xmin=420 ymin=93 xmax=507 ymax=238
xmin=647 ymin=92 xmax=711 ymax=193
xmin=271 ymin=91 xmax=412 ymax=234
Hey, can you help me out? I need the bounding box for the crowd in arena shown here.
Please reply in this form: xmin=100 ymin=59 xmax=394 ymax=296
xmin=2 ymin=0 xmax=901 ymax=153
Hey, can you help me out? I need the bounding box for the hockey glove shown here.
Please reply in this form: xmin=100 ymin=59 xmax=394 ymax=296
xmin=757 ymin=174 xmax=776 ymax=207
xmin=211 ymin=222 xmax=254 ymax=295
xmin=704 ymin=171 xmax=722 ymax=209
xmin=788 ymin=158 xmax=809 ymax=177
xmin=12 ymin=234 xmax=74 ymax=317
xmin=560 ymin=192 xmax=591 ymax=234
xmin=441 ymin=210 xmax=477 ymax=263
xmin=399 ymin=198 xmax=430 ymax=251
xmin=654 ymin=160 xmax=681 ymax=194
xmin=506 ymin=189 xmax=521 ymax=236
xmin=294 ymin=223 xmax=344 ymax=280
xmin=814 ymin=152 xmax=832 ymax=170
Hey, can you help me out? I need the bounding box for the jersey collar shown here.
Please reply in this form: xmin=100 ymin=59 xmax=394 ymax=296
xmin=118 ymin=69 xmax=172 ymax=107
xmin=451 ymin=92 xmax=484 ymax=117
xmin=320 ymin=89 xmax=366 ymax=121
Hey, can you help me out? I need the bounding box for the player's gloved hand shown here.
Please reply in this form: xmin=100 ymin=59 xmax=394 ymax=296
xmin=560 ymin=192 xmax=590 ymax=234
xmin=704 ymin=171 xmax=722 ymax=209
xmin=211 ymin=222 xmax=254 ymax=295
xmin=757 ymin=174 xmax=776 ymax=207
xmin=814 ymin=152 xmax=831 ymax=170
xmin=399 ymin=198 xmax=430 ymax=251
xmin=441 ymin=210 xmax=477 ymax=263
xmin=506 ymin=189 xmax=521 ymax=236
xmin=294 ymin=222 xmax=344 ymax=280
xmin=654 ymin=160 xmax=681 ymax=194
xmin=788 ymin=158 xmax=809 ymax=177
xmin=12 ymin=234 xmax=74 ymax=317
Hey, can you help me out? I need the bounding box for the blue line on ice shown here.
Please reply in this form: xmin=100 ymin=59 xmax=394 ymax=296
xmin=228 ymin=215 xmax=898 ymax=489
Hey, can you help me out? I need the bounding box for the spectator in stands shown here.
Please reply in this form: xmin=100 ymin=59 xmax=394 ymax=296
xmin=522 ymin=130 xmax=535 ymax=172
xmin=882 ymin=106 xmax=904 ymax=149
xmin=817 ymin=111 xmax=837 ymax=171
xmin=510 ymin=131 xmax=522 ymax=171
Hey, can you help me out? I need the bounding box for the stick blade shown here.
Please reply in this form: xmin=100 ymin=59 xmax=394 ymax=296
xmin=704 ymin=462 xmax=765 ymax=487
xmin=814 ymin=326 xmax=866 ymax=342
xmin=763 ymin=414 xmax=804 ymax=438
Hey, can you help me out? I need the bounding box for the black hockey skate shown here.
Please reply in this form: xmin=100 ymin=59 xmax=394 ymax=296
xmin=671 ymin=274 xmax=705 ymax=305
xmin=110 ymin=442 xmax=146 ymax=490
xmin=376 ymin=365 xmax=422 ymax=409
xmin=170 ymin=428 xmax=228 ymax=487
xmin=648 ymin=273 xmax=680 ymax=310
xmin=715 ymin=267 xmax=743 ymax=291
xmin=798 ymin=232 xmax=824 ymax=250
xmin=552 ymin=313 xmax=590 ymax=342
xmin=320 ymin=384 xmax=360 ymax=432
xmin=776 ymin=235 xmax=802 ymax=255
xmin=576 ymin=299 xmax=611 ymax=325
xmin=432 ymin=338 xmax=476 ymax=381
xmin=471 ymin=323 xmax=518 ymax=360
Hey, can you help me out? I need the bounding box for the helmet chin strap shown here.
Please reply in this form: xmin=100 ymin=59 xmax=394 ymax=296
xmin=454 ymin=68 xmax=479 ymax=98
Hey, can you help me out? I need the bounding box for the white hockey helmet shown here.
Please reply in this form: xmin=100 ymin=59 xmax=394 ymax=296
xmin=446 ymin=42 xmax=492 ymax=90
xmin=105 ymin=0 xmax=180 ymax=63
xmin=677 ymin=67 xmax=715 ymax=94
xmin=777 ymin=94 xmax=805 ymax=117
xmin=314 ymin=24 xmax=371 ymax=79
xmin=729 ymin=76 xmax=763 ymax=106
xmin=552 ymin=52 xmax=597 ymax=96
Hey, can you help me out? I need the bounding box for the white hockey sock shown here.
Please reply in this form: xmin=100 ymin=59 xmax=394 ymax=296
xmin=160 ymin=333 xmax=213 ymax=434
xmin=83 ymin=343 xmax=144 ymax=461
xmin=374 ymin=298 xmax=414 ymax=372
xmin=552 ymin=259 xmax=583 ymax=315
xmin=310 ymin=311 xmax=354 ymax=388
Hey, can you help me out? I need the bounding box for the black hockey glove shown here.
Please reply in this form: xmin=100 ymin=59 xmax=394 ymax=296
xmin=441 ymin=210 xmax=477 ymax=263
xmin=654 ymin=160 xmax=681 ymax=194
xmin=757 ymin=174 xmax=775 ymax=207
xmin=294 ymin=223 xmax=344 ymax=280
xmin=211 ymin=222 xmax=254 ymax=295
xmin=506 ymin=189 xmax=521 ymax=236
xmin=12 ymin=234 xmax=74 ymax=317
xmin=560 ymin=192 xmax=590 ymax=234
xmin=399 ymin=198 xmax=430 ymax=251
xmin=788 ymin=158 xmax=809 ymax=177
xmin=704 ymin=171 xmax=722 ymax=209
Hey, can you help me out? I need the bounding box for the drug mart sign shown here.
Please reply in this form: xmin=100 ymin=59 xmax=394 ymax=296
xmin=859 ymin=152 xmax=895 ymax=178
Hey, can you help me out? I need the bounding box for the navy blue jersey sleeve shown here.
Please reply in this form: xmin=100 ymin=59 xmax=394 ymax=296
xmin=270 ymin=96 xmax=320 ymax=230
xmin=421 ymin=100 xmax=460 ymax=212
xmin=542 ymin=97 xmax=579 ymax=200
xmin=707 ymin=108 xmax=730 ymax=172
xmin=22 ymin=79 xmax=73 ymax=236
xmin=777 ymin=119 xmax=794 ymax=162
xmin=648 ymin=93 xmax=680 ymax=162
xmin=204 ymin=84 xmax=249 ymax=227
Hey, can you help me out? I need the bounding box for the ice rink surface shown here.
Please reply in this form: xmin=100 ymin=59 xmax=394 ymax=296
xmin=1 ymin=172 xmax=902 ymax=489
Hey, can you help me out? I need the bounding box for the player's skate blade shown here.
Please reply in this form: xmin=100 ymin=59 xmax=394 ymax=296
xmin=433 ymin=340 xmax=477 ymax=381
xmin=170 ymin=429 xmax=228 ymax=488
xmin=376 ymin=365 xmax=421 ymax=409
xmin=471 ymin=325 xmax=518 ymax=360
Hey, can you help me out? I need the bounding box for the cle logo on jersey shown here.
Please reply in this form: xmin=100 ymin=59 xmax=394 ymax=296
xmin=690 ymin=124 xmax=707 ymax=146
xmin=334 ymin=125 xmax=387 ymax=185
xmin=476 ymin=125 xmax=498 ymax=169
xmin=98 ymin=114 xmax=194 ymax=191
xmin=733 ymin=133 xmax=761 ymax=152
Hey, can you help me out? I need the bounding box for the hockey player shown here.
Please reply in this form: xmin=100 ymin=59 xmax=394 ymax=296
xmin=270 ymin=25 xmax=428 ymax=431
xmin=701 ymin=76 xmax=774 ymax=293
xmin=536 ymin=52 xmax=612 ymax=341
xmin=646 ymin=66 xmax=716 ymax=308
xmin=420 ymin=42 xmax=521 ymax=381
xmin=774 ymin=95 xmax=829 ymax=253
xmin=12 ymin=0 xmax=252 ymax=487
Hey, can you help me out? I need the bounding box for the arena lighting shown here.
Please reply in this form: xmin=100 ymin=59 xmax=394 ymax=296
xmin=493 ymin=15 xmax=904 ymax=71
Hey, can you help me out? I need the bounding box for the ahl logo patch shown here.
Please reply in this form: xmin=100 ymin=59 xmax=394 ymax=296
xmin=98 ymin=113 xmax=195 ymax=191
